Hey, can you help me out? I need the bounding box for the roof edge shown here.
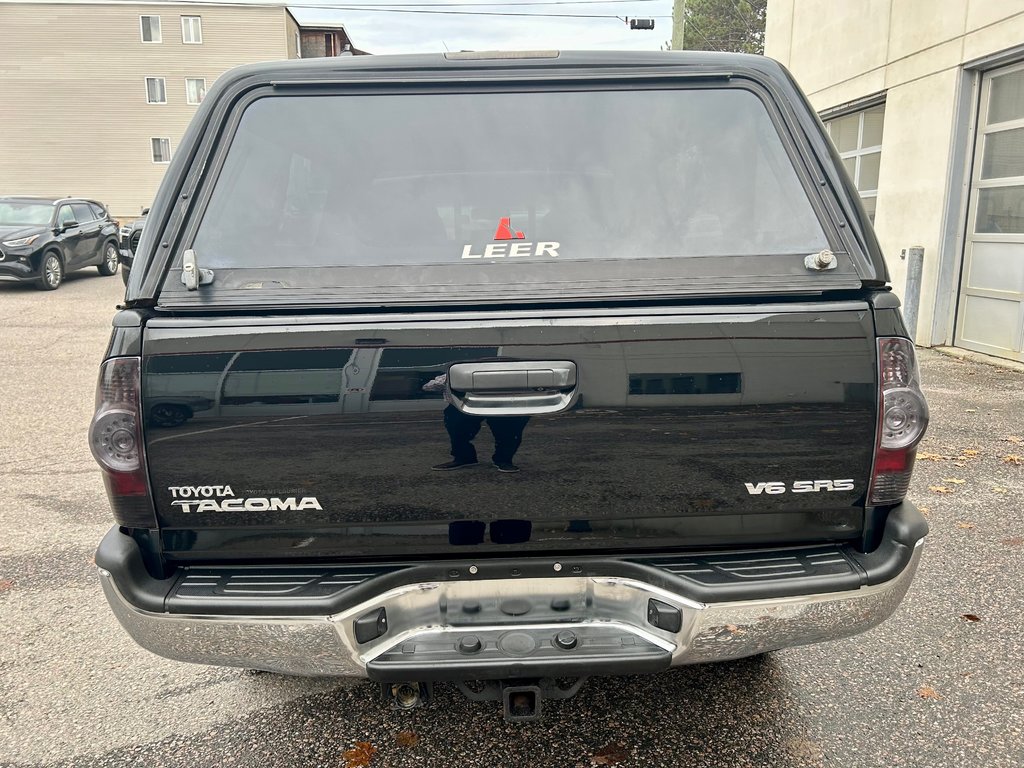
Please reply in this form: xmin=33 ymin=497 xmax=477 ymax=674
xmin=0 ymin=0 xmax=287 ymax=6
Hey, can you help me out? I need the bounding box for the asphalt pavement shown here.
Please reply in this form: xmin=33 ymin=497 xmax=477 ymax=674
xmin=1 ymin=273 xmax=1022 ymax=767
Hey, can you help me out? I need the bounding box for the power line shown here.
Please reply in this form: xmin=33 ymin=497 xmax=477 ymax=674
xmin=172 ymin=0 xmax=671 ymax=20
xmin=289 ymin=5 xmax=671 ymax=17
xmin=726 ymin=0 xmax=755 ymax=37
xmin=329 ymin=1 xmax=662 ymax=5
xmin=679 ymin=12 xmax=719 ymax=51
xmin=170 ymin=0 xmax=672 ymax=19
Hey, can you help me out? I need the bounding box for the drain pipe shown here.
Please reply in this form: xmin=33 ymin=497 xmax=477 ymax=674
xmin=901 ymin=246 xmax=925 ymax=343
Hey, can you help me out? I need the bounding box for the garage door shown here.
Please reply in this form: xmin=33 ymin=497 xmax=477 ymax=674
xmin=956 ymin=63 xmax=1024 ymax=363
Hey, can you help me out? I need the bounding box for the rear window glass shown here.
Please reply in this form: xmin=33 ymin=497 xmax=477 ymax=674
xmin=166 ymin=85 xmax=849 ymax=306
xmin=195 ymin=88 xmax=826 ymax=263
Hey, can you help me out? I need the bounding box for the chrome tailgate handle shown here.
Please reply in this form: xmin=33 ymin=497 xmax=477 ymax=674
xmin=448 ymin=361 xmax=578 ymax=415
xmin=448 ymin=361 xmax=576 ymax=391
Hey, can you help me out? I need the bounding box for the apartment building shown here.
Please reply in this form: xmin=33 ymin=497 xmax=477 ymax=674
xmin=767 ymin=0 xmax=1024 ymax=364
xmin=298 ymin=21 xmax=367 ymax=58
xmin=0 ymin=1 xmax=362 ymax=218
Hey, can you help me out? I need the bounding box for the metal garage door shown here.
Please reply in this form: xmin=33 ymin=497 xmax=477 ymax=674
xmin=954 ymin=61 xmax=1024 ymax=362
xmin=956 ymin=63 xmax=1024 ymax=363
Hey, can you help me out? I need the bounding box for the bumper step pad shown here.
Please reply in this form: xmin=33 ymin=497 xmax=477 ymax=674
xmin=367 ymin=625 xmax=670 ymax=682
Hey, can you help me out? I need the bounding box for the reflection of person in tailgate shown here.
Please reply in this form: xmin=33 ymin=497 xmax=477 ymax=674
xmin=423 ymin=374 xmax=530 ymax=473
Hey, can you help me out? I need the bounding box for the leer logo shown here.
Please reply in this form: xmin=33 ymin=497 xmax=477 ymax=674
xmin=462 ymin=217 xmax=560 ymax=260
xmin=493 ymin=217 xmax=525 ymax=240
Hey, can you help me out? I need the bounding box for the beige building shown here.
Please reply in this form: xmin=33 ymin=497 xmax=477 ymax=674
xmin=0 ymin=1 xmax=361 ymax=219
xmin=767 ymin=0 xmax=1024 ymax=364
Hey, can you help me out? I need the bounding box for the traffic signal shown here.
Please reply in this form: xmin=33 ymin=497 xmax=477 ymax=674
xmin=629 ymin=18 xmax=655 ymax=30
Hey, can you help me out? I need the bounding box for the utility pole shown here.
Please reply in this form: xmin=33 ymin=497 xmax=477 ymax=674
xmin=672 ymin=0 xmax=686 ymax=50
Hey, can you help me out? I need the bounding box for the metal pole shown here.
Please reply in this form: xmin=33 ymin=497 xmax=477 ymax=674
xmin=672 ymin=0 xmax=685 ymax=50
xmin=903 ymin=246 xmax=925 ymax=343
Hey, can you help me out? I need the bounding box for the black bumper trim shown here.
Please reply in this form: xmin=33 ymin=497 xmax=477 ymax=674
xmin=96 ymin=503 xmax=928 ymax=618
xmin=0 ymin=261 xmax=37 ymax=280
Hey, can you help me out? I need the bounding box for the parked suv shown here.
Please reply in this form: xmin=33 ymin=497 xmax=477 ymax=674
xmin=118 ymin=209 xmax=147 ymax=286
xmin=0 ymin=196 xmax=120 ymax=290
xmin=91 ymin=52 xmax=929 ymax=721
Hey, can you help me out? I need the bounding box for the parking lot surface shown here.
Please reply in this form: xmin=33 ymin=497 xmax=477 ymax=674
xmin=1 ymin=274 xmax=1022 ymax=767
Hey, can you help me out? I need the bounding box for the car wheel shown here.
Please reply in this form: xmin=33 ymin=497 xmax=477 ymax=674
xmin=149 ymin=403 xmax=191 ymax=428
xmin=36 ymin=253 xmax=63 ymax=291
xmin=98 ymin=242 xmax=119 ymax=276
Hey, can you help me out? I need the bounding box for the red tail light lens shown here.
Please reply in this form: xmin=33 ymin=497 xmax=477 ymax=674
xmin=89 ymin=357 xmax=156 ymax=527
xmin=869 ymin=338 xmax=929 ymax=505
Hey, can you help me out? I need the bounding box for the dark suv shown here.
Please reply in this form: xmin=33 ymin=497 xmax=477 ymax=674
xmin=118 ymin=209 xmax=147 ymax=286
xmin=91 ymin=52 xmax=929 ymax=722
xmin=0 ymin=196 xmax=120 ymax=290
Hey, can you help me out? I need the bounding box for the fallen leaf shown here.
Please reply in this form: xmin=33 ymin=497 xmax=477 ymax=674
xmin=956 ymin=521 xmax=975 ymax=529
xmin=343 ymin=742 xmax=377 ymax=768
xmin=993 ymin=487 xmax=1008 ymax=494
xmin=1001 ymin=536 xmax=1024 ymax=547
xmin=952 ymin=462 xmax=967 ymax=467
xmin=395 ymin=731 xmax=419 ymax=749
xmin=0 ymin=579 xmax=12 ymax=593
xmin=917 ymin=452 xmax=946 ymax=462
xmin=961 ymin=614 xmax=982 ymax=622
xmin=929 ymin=486 xmax=953 ymax=494
xmin=941 ymin=478 xmax=966 ymax=484
xmin=917 ymin=686 xmax=943 ymax=700
xmin=592 ymin=744 xmax=629 ymax=766
xmin=919 ymin=507 xmax=930 ymax=517
xmin=1003 ymin=455 xmax=1023 ymax=465
xmin=965 ymin=409 xmax=978 ymax=413
xmin=961 ymin=449 xmax=981 ymax=457
xmin=1005 ymin=436 xmax=1023 ymax=445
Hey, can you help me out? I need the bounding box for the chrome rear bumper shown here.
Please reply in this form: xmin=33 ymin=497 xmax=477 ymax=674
xmin=98 ymin=539 xmax=922 ymax=679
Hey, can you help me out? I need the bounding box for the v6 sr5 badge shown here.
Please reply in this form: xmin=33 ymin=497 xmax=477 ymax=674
xmin=745 ymin=479 xmax=855 ymax=495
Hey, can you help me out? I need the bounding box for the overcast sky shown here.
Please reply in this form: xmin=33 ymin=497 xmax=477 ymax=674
xmin=285 ymin=0 xmax=675 ymax=55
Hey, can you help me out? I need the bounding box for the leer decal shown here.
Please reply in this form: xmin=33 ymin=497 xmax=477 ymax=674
xmin=462 ymin=216 xmax=560 ymax=259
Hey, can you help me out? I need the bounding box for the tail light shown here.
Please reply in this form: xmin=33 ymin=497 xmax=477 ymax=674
xmin=869 ymin=337 xmax=929 ymax=505
xmin=89 ymin=357 xmax=156 ymax=527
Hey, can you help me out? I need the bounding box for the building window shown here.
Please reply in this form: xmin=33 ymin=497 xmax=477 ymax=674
xmin=145 ymin=77 xmax=166 ymax=104
xmin=825 ymin=104 xmax=885 ymax=222
xmin=185 ymin=77 xmax=206 ymax=105
xmin=975 ymin=67 xmax=1024 ymax=233
xmin=181 ymin=16 xmax=202 ymax=44
xmin=140 ymin=15 xmax=161 ymax=43
xmin=151 ymin=138 xmax=171 ymax=164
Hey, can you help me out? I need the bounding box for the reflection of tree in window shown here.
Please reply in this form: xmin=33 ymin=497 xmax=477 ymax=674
xmin=370 ymin=348 xmax=498 ymax=401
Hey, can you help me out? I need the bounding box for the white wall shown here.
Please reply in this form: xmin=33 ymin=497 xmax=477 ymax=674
xmin=766 ymin=0 xmax=1024 ymax=345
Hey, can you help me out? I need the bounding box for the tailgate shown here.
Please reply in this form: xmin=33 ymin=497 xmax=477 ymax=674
xmin=141 ymin=303 xmax=878 ymax=560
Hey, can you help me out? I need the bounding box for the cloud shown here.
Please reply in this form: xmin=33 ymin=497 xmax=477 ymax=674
xmin=286 ymin=0 xmax=673 ymax=54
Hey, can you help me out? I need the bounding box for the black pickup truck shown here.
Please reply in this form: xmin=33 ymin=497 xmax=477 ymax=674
xmin=91 ymin=51 xmax=929 ymax=721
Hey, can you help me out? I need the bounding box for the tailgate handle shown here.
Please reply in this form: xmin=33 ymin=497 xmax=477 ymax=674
xmin=447 ymin=361 xmax=577 ymax=416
